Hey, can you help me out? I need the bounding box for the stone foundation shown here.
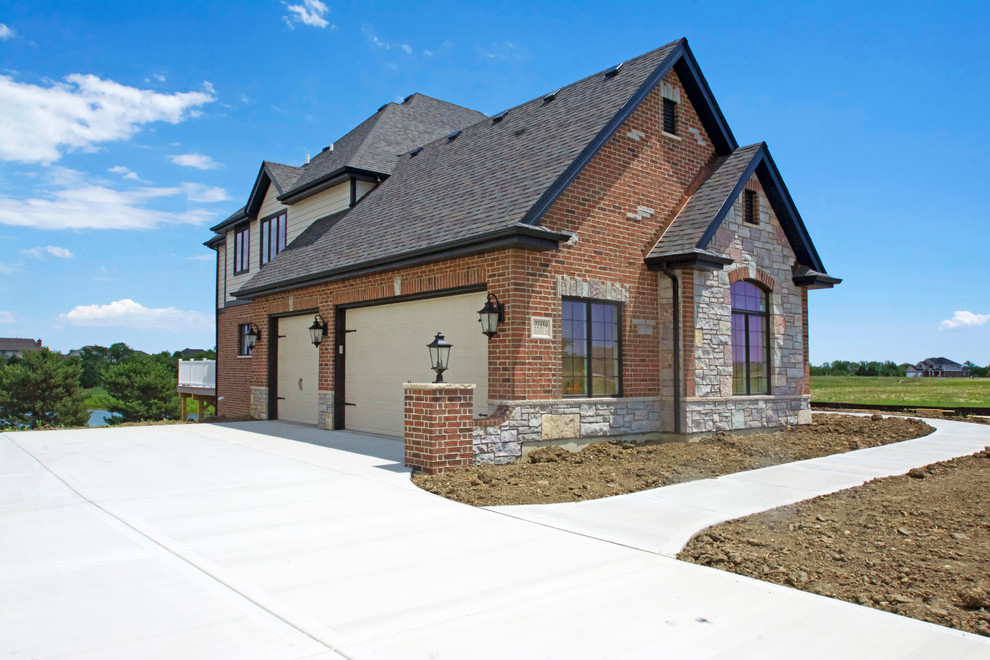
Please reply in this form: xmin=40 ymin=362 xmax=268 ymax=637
xmin=683 ymin=394 xmax=811 ymax=434
xmin=249 ymin=386 xmax=268 ymax=420
xmin=473 ymin=397 xmax=662 ymax=464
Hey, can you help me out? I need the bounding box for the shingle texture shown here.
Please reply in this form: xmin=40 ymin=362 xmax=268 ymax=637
xmin=0 ymin=338 xmax=41 ymax=352
xmin=264 ymin=161 xmax=303 ymax=194
xmin=282 ymin=94 xmax=487 ymax=197
xmin=649 ymin=143 xmax=763 ymax=259
xmin=238 ymin=41 xmax=681 ymax=295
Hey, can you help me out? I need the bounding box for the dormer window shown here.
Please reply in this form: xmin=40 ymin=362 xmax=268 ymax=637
xmin=260 ymin=211 xmax=287 ymax=266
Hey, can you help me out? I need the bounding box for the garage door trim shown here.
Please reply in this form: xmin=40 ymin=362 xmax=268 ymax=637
xmin=333 ymin=284 xmax=487 ymax=430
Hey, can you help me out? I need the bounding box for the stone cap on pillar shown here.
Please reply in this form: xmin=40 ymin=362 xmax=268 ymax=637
xmin=403 ymin=383 xmax=477 ymax=390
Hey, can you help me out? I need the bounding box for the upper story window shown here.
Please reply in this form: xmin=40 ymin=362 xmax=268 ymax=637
xmin=662 ymin=97 xmax=677 ymax=135
xmin=731 ymin=281 xmax=770 ymax=395
xmin=233 ymin=225 xmax=250 ymax=274
xmin=260 ymin=211 xmax=287 ymax=266
xmin=562 ymin=298 xmax=621 ymax=397
xmin=744 ymin=189 xmax=758 ymax=225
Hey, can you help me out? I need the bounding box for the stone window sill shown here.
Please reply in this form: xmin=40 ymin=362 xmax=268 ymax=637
xmin=661 ymin=131 xmax=681 ymax=141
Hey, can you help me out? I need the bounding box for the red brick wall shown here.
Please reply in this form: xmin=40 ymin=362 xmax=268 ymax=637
xmin=216 ymin=304 xmax=258 ymax=417
xmin=404 ymin=384 xmax=475 ymax=474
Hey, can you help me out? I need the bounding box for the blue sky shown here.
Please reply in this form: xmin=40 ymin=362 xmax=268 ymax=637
xmin=0 ymin=1 xmax=988 ymax=365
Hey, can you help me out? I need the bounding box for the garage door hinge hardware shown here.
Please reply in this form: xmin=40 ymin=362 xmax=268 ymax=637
xmin=344 ymin=329 xmax=357 ymax=333
xmin=277 ymin=334 xmax=287 ymax=339
xmin=345 ymin=402 xmax=356 ymax=406
xmin=276 ymin=396 xmax=286 ymax=400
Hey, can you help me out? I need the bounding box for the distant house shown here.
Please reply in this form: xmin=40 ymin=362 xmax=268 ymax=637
xmin=177 ymin=348 xmax=210 ymax=358
xmin=0 ymin=338 xmax=42 ymax=359
xmin=909 ymin=357 xmax=969 ymax=378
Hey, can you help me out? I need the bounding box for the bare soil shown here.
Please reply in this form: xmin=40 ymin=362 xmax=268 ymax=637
xmin=679 ymin=449 xmax=990 ymax=637
xmin=413 ymin=414 xmax=933 ymax=506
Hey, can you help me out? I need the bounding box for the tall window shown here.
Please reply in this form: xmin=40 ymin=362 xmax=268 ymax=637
xmin=237 ymin=324 xmax=254 ymax=356
xmin=744 ymin=189 xmax=758 ymax=225
xmin=662 ymin=97 xmax=677 ymax=135
xmin=260 ymin=212 xmax=287 ymax=266
xmin=233 ymin=225 xmax=250 ymax=274
xmin=731 ymin=281 xmax=770 ymax=395
xmin=562 ymin=299 xmax=621 ymax=396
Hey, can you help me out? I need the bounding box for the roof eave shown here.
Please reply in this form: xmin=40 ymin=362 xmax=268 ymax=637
xmin=209 ymin=207 xmax=248 ymax=233
xmin=279 ymin=166 xmax=384 ymax=205
xmin=233 ymin=225 xmax=570 ymax=299
xmin=645 ymin=250 xmax=734 ymax=271
xmin=793 ymin=272 xmax=842 ymax=289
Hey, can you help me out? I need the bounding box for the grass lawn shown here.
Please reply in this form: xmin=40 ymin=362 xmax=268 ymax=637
xmin=82 ymin=387 xmax=108 ymax=409
xmin=811 ymin=376 xmax=990 ymax=408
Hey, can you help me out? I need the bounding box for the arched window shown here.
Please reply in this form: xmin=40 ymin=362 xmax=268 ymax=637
xmin=731 ymin=281 xmax=770 ymax=395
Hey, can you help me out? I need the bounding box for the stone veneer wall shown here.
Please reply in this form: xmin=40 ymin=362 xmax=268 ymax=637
xmin=317 ymin=391 xmax=333 ymax=430
xmin=472 ymin=397 xmax=662 ymax=464
xmin=685 ymin=175 xmax=810 ymax=433
xmin=249 ymin=386 xmax=268 ymax=420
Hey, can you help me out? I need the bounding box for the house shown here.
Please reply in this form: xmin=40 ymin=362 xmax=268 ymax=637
xmin=0 ymin=338 xmax=42 ymax=359
xmin=206 ymin=38 xmax=840 ymax=463
xmin=910 ymin=357 xmax=969 ymax=378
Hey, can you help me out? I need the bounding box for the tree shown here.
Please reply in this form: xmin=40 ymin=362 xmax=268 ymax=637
xmin=0 ymin=348 xmax=89 ymax=429
xmin=78 ymin=345 xmax=110 ymax=388
xmin=99 ymin=355 xmax=179 ymax=423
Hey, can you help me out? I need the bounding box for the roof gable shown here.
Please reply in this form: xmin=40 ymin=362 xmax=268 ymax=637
xmin=647 ymin=142 xmax=840 ymax=287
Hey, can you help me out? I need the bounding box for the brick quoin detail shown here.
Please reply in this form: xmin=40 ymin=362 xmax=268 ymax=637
xmin=404 ymin=384 xmax=475 ymax=474
xmin=728 ymin=266 xmax=776 ymax=291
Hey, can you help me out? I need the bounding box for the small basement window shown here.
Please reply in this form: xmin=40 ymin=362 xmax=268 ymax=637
xmin=744 ymin=190 xmax=758 ymax=225
xmin=662 ymin=98 xmax=677 ymax=135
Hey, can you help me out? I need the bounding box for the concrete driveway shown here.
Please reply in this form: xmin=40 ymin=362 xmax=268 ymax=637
xmin=3 ymin=420 xmax=988 ymax=659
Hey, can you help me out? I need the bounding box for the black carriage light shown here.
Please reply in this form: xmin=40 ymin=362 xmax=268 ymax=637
xmin=478 ymin=293 xmax=505 ymax=339
xmin=309 ymin=314 xmax=328 ymax=347
xmin=245 ymin=323 xmax=262 ymax=350
xmin=427 ymin=332 xmax=452 ymax=383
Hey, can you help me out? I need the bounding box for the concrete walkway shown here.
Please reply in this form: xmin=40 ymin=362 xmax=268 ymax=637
xmin=2 ymin=418 xmax=988 ymax=659
xmin=489 ymin=416 xmax=990 ymax=556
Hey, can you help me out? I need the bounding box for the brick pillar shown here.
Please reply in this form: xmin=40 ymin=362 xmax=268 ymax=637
xmin=403 ymin=383 xmax=475 ymax=474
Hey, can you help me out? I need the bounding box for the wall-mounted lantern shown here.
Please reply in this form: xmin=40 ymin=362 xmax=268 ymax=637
xmin=477 ymin=293 xmax=505 ymax=339
xmin=245 ymin=323 xmax=262 ymax=350
xmin=426 ymin=332 xmax=452 ymax=383
xmin=309 ymin=314 xmax=328 ymax=347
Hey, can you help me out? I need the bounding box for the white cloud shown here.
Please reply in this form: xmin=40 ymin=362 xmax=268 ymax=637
xmin=108 ymin=165 xmax=139 ymax=180
xmin=939 ymin=310 xmax=990 ymax=330
xmin=0 ymin=73 xmax=215 ymax=163
xmin=23 ymin=245 xmax=74 ymax=259
xmin=58 ymin=298 xmax=212 ymax=330
xmin=0 ymin=183 xmax=214 ymax=230
xmin=0 ymin=24 xmax=13 ymax=41
xmin=0 ymin=263 xmax=20 ymax=274
xmin=0 ymin=311 xmax=15 ymax=324
xmin=400 ymin=43 xmax=412 ymax=55
xmin=168 ymin=152 xmax=220 ymax=170
xmin=284 ymin=0 xmax=330 ymax=28
xmin=181 ymin=182 xmax=229 ymax=203
xmin=477 ymin=41 xmax=529 ymax=62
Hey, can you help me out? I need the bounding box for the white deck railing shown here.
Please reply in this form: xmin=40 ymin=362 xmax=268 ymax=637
xmin=178 ymin=359 xmax=216 ymax=389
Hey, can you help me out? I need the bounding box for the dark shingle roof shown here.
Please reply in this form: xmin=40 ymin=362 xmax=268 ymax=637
xmin=0 ymin=338 xmax=41 ymax=352
xmin=264 ymin=161 xmax=303 ymax=194
xmin=649 ymin=143 xmax=763 ymax=259
xmin=281 ymin=94 xmax=487 ymax=200
xmin=236 ymin=41 xmax=684 ymax=296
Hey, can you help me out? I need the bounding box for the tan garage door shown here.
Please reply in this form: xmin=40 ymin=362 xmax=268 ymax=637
xmin=344 ymin=293 xmax=488 ymax=437
xmin=276 ymin=314 xmax=319 ymax=425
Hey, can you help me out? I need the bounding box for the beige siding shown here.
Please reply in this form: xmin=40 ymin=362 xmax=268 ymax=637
xmin=285 ymin=182 xmax=350 ymax=244
xmin=216 ymin=244 xmax=226 ymax=308
xmin=221 ymin=179 xmax=365 ymax=303
xmin=355 ymin=179 xmax=375 ymax=203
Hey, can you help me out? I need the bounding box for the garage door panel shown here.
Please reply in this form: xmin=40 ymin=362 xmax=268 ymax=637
xmin=276 ymin=315 xmax=319 ymax=425
xmin=345 ymin=293 xmax=488 ymax=437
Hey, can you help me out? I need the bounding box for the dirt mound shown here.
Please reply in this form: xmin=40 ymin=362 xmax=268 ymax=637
xmin=679 ymin=448 xmax=990 ymax=637
xmin=412 ymin=414 xmax=933 ymax=506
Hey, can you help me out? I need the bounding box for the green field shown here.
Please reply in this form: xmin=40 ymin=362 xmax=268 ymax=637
xmin=811 ymin=376 xmax=990 ymax=408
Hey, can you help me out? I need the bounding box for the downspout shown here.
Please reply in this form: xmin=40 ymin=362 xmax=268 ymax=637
xmin=659 ymin=268 xmax=681 ymax=434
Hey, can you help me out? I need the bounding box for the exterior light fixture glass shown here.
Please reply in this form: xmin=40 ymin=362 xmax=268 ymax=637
xmin=245 ymin=323 xmax=262 ymax=350
xmin=478 ymin=293 xmax=505 ymax=339
xmin=426 ymin=332 xmax=452 ymax=383
xmin=309 ymin=314 xmax=328 ymax=347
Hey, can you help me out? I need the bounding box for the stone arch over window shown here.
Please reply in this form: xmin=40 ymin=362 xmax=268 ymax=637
xmin=730 ymin=279 xmax=771 ymax=395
